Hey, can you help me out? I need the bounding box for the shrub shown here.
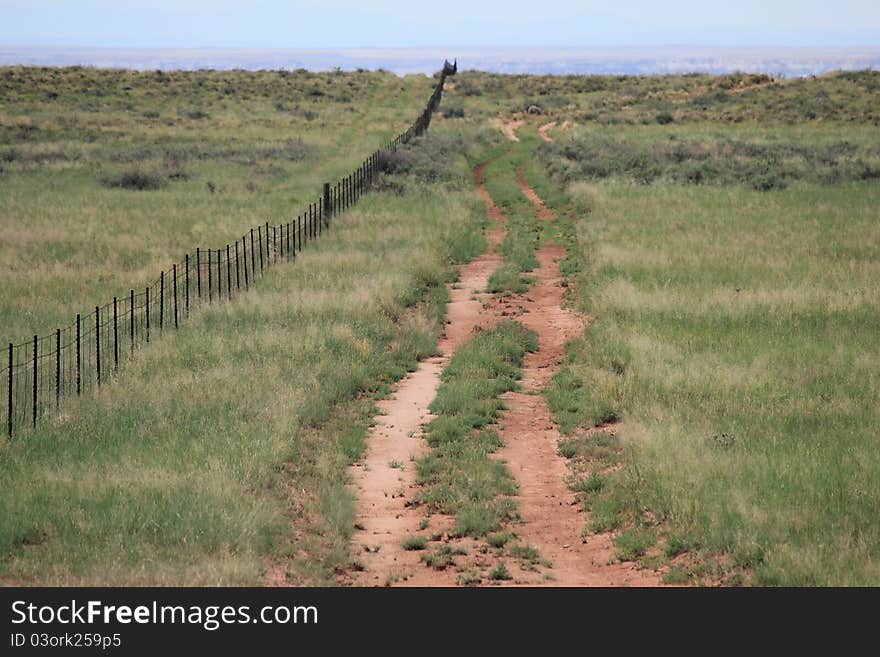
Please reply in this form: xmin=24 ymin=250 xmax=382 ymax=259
xmin=98 ymin=169 xmax=167 ymax=191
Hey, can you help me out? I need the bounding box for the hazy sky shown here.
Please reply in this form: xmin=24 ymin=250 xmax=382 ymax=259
xmin=1 ymin=0 xmax=878 ymax=48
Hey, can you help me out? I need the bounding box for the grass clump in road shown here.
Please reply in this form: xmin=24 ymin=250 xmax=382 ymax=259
xmin=402 ymin=535 xmax=428 ymax=551
xmin=416 ymin=321 xmax=537 ymax=539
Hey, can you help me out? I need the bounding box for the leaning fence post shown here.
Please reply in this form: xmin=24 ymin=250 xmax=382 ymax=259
xmin=298 ymin=215 xmax=302 ymax=252
xmin=95 ymin=307 xmax=101 ymax=387
xmin=113 ymin=296 xmax=119 ymax=370
xmin=55 ymin=328 xmax=60 ymax=410
xmin=32 ymin=335 xmax=37 ymax=428
xmin=7 ymin=342 xmax=12 ymax=438
xmin=173 ymin=264 xmax=179 ymax=328
xmin=76 ymin=314 xmax=81 ymax=396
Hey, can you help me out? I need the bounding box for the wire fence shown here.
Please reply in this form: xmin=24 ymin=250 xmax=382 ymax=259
xmin=3 ymin=59 xmax=456 ymax=439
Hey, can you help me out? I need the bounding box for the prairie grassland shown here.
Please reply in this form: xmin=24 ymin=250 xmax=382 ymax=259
xmin=0 ymin=67 xmax=434 ymax=340
xmin=0 ymin=63 xmax=491 ymax=584
xmin=547 ymin=180 xmax=880 ymax=585
xmin=0 ymin=172 xmax=485 ymax=584
xmin=443 ymin=70 xmax=880 ymax=585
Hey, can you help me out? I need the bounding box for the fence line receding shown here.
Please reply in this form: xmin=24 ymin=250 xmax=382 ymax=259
xmin=2 ymin=59 xmax=457 ymax=439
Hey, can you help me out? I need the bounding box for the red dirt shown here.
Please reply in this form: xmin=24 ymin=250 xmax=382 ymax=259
xmin=538 ymin=121 xmax=557 ymax=142
xmin=347 ymin=117 xmax=660 ymax=586
xmin=516 ymin=165 xmax=554 ymax=220
xmin=345 ymin=164 xmax=504 ymax=586
xmin=500 ymin=117 xmax=525 ymax=142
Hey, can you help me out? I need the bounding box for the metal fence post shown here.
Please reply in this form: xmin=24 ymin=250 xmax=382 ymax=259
xmin=196 ymin=247 xmax=202 ymax=300
xmin=95 ymin=307 xmax=101 ymax=387
xmin=226 ymin=244 xmax=231 ymax=300
xmin=130 ymin=289 xmax=135 ymax=354
xmin=55 ymin=328 xmax=60 ymax=410
xmin=7 ymin=343 xmax=12 ymax=438
xmin=76 ymin=314 xmax=81 ymax=396
xmin=173 ymin=264 xmax=179 ymax=328
xmin=185 ymin=254 xmax=190 ymax=316
xmin=32 ymin=335 xmax=37 ymax=427
xmin=113 ymin=296 xmax=118 ymax=370
xmin=160 ymin=271 xmax=165 ymax=329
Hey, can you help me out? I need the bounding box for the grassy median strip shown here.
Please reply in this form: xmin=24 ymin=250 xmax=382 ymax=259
xmin=416 ymin=320 xmax=537 ymax=538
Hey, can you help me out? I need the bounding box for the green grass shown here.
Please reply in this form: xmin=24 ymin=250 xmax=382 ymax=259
xmin=479 ymin=134 xmax=541 ymax=296
xmin=415 ymin=321 xmax=537 ymax=538
xmin=402 ymin=535 xmax=428 ymax=551
xmin=439 ymin=69 xmax=880 ymax=586
xmin=542 ymin=178 xmax=880 ymax=585
xmin=0 ymin=60 xmax=488 ymax=584
xmin=0 ymin=66 xmax=435 ymax=341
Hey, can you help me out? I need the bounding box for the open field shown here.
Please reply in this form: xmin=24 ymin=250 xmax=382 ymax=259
xmin=439 ymin=71 xmax=880 ymax=585
xmin=1 ymin=65 xmax=878 ymax=585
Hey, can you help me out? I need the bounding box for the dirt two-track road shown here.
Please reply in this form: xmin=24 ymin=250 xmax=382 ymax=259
xmin=346 ymin=120 xmax=659 ymax=586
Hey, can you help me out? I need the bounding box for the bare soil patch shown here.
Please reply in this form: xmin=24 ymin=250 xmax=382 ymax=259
xmin=538 ymin=121 xmax=557 ymax=142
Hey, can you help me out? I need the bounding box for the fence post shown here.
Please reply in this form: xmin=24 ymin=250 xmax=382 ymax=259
xmin=250 ymin=229 xmax=256 ymax=278
xmin=216 ymin=249 xmax=221 ymax=299
xmin=226 ymin=244 xmax=231 ymax=299
xmin=146 ymin=287 xmax=150 ymax=343
xmin=160 ymin=271 xmax=165 ymax=329
xmin=243 ymin=236 xmax=250 ymax=290
xmin=207 ymin=249 xmax=212 ymax=303
xmin=113 ymin=296 xmax=118 ymax=370
xmin=55 ymin=328 xmax=60 ymax=410
xmin=130 ymin=289 xmax=135 ymax=354
xmin=95 ymin=307 xmax=101 ymax=387
xmin=7 ymin=343 xmax=12 ymax=438
xmin=273 ymin=226 xmax=278 ymax=262
xmin=318 ymin=199 xmax=322 ymax=235
xmin=196 ymin=247 xmax=202 ymax=300
xmin=265 ymin=222 xmax=270 ymax=263
xmin=324 ymin=183 xmax=331 ymax=225
xmin=185 ymin=254 xmax=190 ymax=316
xmin=258 ymin=226 xmax=264 ymax=273
xmin=76 ymin=314 xmax=81 ymax=396
xmin=287 ymin=221 xmax=292 ymax=259
xmin=32 ymin=335 xmax=37 ymax=428
xmin=235 ymin=240 xmax=241 ymax=290
xmin=173 ymin=264 xmax=179 ymax=328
